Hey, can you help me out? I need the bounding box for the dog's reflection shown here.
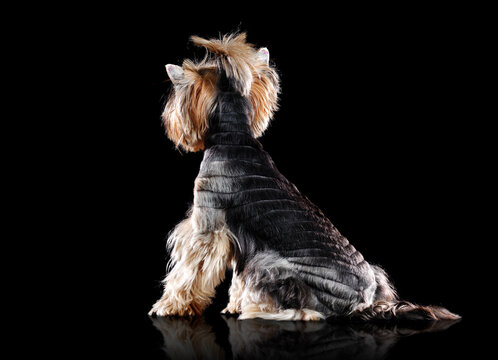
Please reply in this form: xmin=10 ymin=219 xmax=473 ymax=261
xmin=150 ymin=315 xmax=458 ymax=360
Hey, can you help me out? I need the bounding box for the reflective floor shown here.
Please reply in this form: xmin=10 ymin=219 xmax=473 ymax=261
xmin=149 ymin=314 xmax=460 ymax=360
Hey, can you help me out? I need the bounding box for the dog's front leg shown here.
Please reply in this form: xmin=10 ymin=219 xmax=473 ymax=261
xmin=149 ymin=217 xmax=233 ymax=317
xmin=221 ymin=261 xmax=243 ymax=314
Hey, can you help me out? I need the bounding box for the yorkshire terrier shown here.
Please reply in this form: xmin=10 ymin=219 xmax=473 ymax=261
xmin=149 ymin=33 xmax=459 ymax=321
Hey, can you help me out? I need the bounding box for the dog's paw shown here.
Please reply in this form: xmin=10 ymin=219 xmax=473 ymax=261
xmin=221 ymin=303 xmax=239 ymax=315
xmin=299 ymin=309 xmax=325 ymax=321
xmin=149 ymin=300 xmax=168 ymax=317
xmin=148 ymin=298 xmax=198 ymax=317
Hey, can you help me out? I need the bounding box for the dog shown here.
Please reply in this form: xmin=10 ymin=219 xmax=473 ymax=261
xmin=149 ymin=33 xmax=460 ymax=321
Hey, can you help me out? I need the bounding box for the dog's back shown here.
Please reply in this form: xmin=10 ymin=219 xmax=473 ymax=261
xmin=195 ymin=90 xmax=378 ymax=317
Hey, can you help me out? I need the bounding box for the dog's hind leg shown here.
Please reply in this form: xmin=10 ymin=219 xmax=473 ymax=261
xmin=239 ymin=301 xmax=325 ymax=321
xmin=237 ymin=251 xmax=325 ymax=321
xmin=149 ymin=213 xmax=234 ymax=317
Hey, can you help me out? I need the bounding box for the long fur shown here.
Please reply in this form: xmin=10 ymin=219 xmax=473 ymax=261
xmin=149 ymin=210 xmax=236 ymax=316
xmin=162 ymin=60 xmax=218 ymax=152
xmin=150 ymin=32 xmax=460 ymax=322
xmin=162 ymin=32 xmax=279 ymax=152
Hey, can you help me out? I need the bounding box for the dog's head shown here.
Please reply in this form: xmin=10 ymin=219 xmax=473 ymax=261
xmin=162 ymin=33 xmax=280 ymax=152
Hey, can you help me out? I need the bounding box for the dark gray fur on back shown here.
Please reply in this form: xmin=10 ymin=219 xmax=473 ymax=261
xmin=194 ymin=90 xmax=380 ymax=316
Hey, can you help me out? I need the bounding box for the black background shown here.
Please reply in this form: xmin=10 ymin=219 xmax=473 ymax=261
xmin=43 ymin=5 xmax=490 ymax=359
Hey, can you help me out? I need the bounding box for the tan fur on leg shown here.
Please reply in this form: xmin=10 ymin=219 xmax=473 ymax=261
xmin=238 ymin=286 xmax=325 ymax=321
xmin=239 ymin=304 xmax=325 ymax=321
xmin=149 ymin=216 xmax=234 ymax=316
xmin=221 ymin=262 xmax=244 ymax=314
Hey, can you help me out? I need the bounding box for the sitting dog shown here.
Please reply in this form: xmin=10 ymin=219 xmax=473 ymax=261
xmin=149 ymin=33 xmax=459 ymax=321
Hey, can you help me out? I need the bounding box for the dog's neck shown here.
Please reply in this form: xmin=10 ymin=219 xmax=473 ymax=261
xmin=205 ymin=91 xmax=256 ymax=148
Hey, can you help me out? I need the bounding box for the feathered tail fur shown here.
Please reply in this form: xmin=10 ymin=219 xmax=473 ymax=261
xmin=352 ymin=265 xmax=460 ymax=321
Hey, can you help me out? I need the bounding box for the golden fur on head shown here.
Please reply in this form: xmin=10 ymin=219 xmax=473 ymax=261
xmin=162 ymin=32 xmax=280 ymax=152
xmin=162 ymin=60 xmax=218 ymax=152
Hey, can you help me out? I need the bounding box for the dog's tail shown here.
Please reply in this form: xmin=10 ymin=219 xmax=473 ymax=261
xmin=352 ymin=300 xmax=461 ymax=321
xmin=352 ymin=265 xmax=461 ymax=321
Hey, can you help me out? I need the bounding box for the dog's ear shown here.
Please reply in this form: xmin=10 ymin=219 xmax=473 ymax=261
xmin=166 ymin=64 xmax=184 ymax=85
xmin=249 ymin=46 xmax=279 ymax=138
xmin=256 ymin=47 xmax=269 ymax=65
